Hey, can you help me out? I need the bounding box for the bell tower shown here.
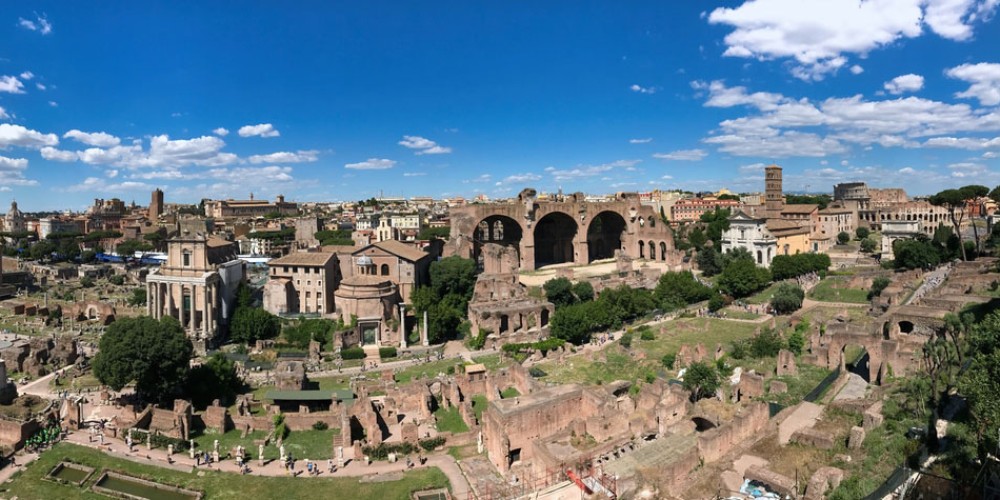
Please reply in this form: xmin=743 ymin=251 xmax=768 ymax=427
xmin=765 ymin=165 xmax=783 ymax=218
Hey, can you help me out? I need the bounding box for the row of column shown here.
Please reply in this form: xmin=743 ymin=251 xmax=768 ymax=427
xmin=147 ymin=280 xmax=218 ymax=339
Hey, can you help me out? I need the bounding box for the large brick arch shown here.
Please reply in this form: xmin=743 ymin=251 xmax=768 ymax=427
xmin=445 ymin=189 xmax=679 ymax=270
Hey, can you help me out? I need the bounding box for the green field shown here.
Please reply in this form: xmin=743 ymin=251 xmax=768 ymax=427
xmin=394 ymin=358 xmax=462 ymax=384
xmin=0 ymin=443 xmax=449 ymax=500
xmin=745 ymin=282 xmax=783 ymax=304
xmin=433 ymin=406 xmax=469 ymax=433
xmin=809 ymin=278 xmax=870 ymax=304
xmin=535 ymin=317 xmax=760 ymax=384
xmin=191 ymin=427 xmax=340 ymax=460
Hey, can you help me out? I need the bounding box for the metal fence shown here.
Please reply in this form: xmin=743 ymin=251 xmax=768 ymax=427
xmin=804 ymin=367 xmax=841 ymax=403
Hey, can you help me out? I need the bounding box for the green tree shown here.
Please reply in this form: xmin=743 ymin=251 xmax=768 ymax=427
xmin=92 ymin=316 xmax=193 ymax=404
xmin=116 ymin=239 xmax=153 ymax=257
xmin=930 ymin=187 xmax=975 ymax=260
xmin=770 ymin=253 xmax=830 ymax=280
xmin=80 ymin=276 xmax=95 ymax=288
xmin=654 ymin=271 xmax=712 ymax=310
xmin=127 ymin=288 xmax=147 ymax=307
xmin=964 ymin=185 xmax=990 ymax=254
xmin=707 ymin=293 xmax=726 ymax=312
xmin=893 ymin=239 xmax=941 ymax=270
xmin=235 ymin=281 xmax=253 ymax=309
xmin=185 ymin=353 xmax=243 ymax=409
xmin=682 ymin=361 xmax=720 ymax=401
xmin=749 ymin=328 xmax=784 ymax=358
xmin=230 ymin=307 xmax=280 ymax=344
xmin=696 ymin=246 xmax=724 ymax=277
xmin=837 ymin=231 xmax=850 ymax=245
xmin=855 ymin=226 xmax=870 ymax=240
xmin=718 ymin=259 xmax=771 ymax=298
xmin=429 ymin=256 xmax=477 ymax=302
xmin=109 ymin=274 xmax=126 ymax=286
xmin=860 ymin=237 xmax=878 ymax=254
xmin=572 ymin=281 xmax=594 ymax=303
xmin=786 ymin=331 xmax=805 ymax=355
xmin=770 ymin=283 xmax=804 ymax=315
xmin=868 ymin=276 xmax=891 ymax=299
xmin=543 ymin=277 xmax=576 ymax=308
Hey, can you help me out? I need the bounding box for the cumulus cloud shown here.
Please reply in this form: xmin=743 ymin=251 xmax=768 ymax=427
xmin=899 ymin=167 xmax=917 ymax=174
xmin=212 ymin=127 xmax=229 ymax=137
xmin=63 ymin=129 xmax=121 ymax=147
xmin=248 ymin=150 xmax=319 ymax=164
xmin=629 ymin=138 xmax=653 ymax=144
xmin=56 ymin=134 xmax=239 ymax=169
xmin=67 ymin=177 xmax=152 ymax=193
xmin=0 ymin=123 xmax=58 ymax=149
xmin=694 ymin=80 xmax=1000 ymax=158
xmin=884 ymin=74 xmax=925 ymax=94
xmin=947 ymin=62 xmax=1000 ymax=106
xmin=18 ymin=13 xmax=52 ymax=35
xmin=403 ymin=172 xmax=427 ymax=177
xmin=850 ymin=65 xmax=865 ymax=75
xmin=238 ymin=123 xmax=280 ymax=138
xmin=708 ymin=0 xmax=998 ymax=80
xmin=464 ymin=174 xmax=492 ymax=183
xmin=495 ymin=173 xmax=542 ymax=186
xmin=0 ymin=155 xmax=37 ymax=187
xmin=923 ymin=136 xmax=1000 ymax=149
xmin=0 ymin=76 xmax=26 ymax=94
xmin=398 ymin=135 xmax=452 ymax=155
xmin=544 ymin=159 xmax=640 ymax=182
xmin=653 ymin=149 xmax=707 ymax=161
xmin=0 ymin=106 xmax=8 ymax=120
xmin=630 ymin=84 xmax=657 ymax=94
xmin=344 ymin=158 xmax=396 ymax=170
xmin=40 ymin=146 xmax=78 ymax=162
xmin=19 ymin=71 xmax=33 ymax=81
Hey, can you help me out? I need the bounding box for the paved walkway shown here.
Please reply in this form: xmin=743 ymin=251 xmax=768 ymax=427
xmin=0 ymin=452 xmax=38 ymax=485
xmin=778 ymin=402 xmax=823 ymax=445
xmin=37 ymin=430 xmax=472 ymax=496
xmin=17 ymin=363 xmax=78 ymax=399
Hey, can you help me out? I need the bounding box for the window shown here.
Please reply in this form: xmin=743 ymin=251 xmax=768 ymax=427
xmin=317 ymin=280 xmax=322 ymax=286
xmin=307 ymin=281 xmax=311 ymax=286
xmin=317 ymin=292 xmax=322 ymax=299
xmin=292 ymin=266 xmax=298 ymax=273
xmin=182 ymin=251 xmax=191 ymax=267
xmin=306 ymin=291 xmax=311 ymax=299
xmin=380 ymin=264 xmax=390 ymax=276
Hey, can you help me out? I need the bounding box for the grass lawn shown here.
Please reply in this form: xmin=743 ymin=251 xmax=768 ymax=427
xmin=312 ymin=376 xmax=351 ymax=391
xmin=809 ymin=278 xmax=870 ymax=304
xmin=433 ymin=406 xmax=469 ymax=433
xmin=745 ymin=282 xmax=783 ymax=304
xmin=0 ymin=442 xmax=448 ymax=500
xmin=394 ymin=358 xmax=461 ymax=384
xmin=191 ymin=428 xmax=340 ymax=460
xmin=535 ymin=317 xmax=760 ymax=385
xmin=766 ymin=363 xmax=833 ymax=407
xmin=500 ymin=387 xmax=520 ymax=398
xmin=471 ymin=395 xmax=488 ymax=423
xmin=471 ymin=354 xmax=511 ymax=371
xmin=51 ymin=372 xmax=102 ymax=391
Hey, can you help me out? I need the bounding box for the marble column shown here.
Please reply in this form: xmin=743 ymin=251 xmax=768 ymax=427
xmin=399 ymin=304 xmax=406 ymax=349
xmin=188 ymin=286 xmax=196 ymax=333
xmin=177 ymin=284 xmax=185 ymax=329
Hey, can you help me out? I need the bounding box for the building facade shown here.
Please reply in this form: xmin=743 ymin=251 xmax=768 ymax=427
xmin=263 ymin=251 xmax=338 ymax=316
xmin=146 ymin=236 xmax=244 ymax=351
xmin=203 ymin=195 xmax=298 ymax=218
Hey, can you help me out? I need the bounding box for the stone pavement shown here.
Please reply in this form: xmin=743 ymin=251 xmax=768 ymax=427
xmin=778 ymin=402 xmax=823 ymax=445
xmin=16 ymin=430 xmax=472 ymax=497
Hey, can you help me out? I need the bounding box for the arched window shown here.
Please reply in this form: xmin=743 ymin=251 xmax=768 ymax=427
xmin=648 ymin=240 xmax=656 ymax=260
xmin=660 ymin=242 xmax=667 ymax=261
xmin=380 ymin=264 xmax=390 ymax=276
xmin=479 ymin=221 xmax=489 ymax=241
xmin=639 ymin=241 xmax=645 ymax=259
xmin=756 ymin=250 xmax=763 ymax=264
xmin=493 ymin=221 xmax=504 ymax=240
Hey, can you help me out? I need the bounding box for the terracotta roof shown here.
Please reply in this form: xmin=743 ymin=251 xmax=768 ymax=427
xmin=321 ymin=245 xmax=358 ymax=254
xmin=340 ymin=274 xmax=394 ymax=287
xmin=766 ymin=219 xmax=810 ymax=235
xmin=207 ymin=237 xmax=236 ymax=248
xmin=357 ymin=240 xmax=430 ymax=262
xmin=780 ymin=204 xmax=819 ymax=214
xmin=268 ymin=251 xmax=335 ymax=266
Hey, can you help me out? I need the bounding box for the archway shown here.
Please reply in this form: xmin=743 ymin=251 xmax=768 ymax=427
xmin=841 ymin=344 xmax=872 ymax=384
xmin=586 ymin=211 xmax=626 ymax=262
xmin=692 ymin=417 xmax=717 ymax=432
xmin=898 ymin=321 xmax=914 ymax=334
xmin=474 ymin=215 xmax=523 ymax=266
xmin=660 ymin=242 xmax=667 ymax=261
xmin=534 ymin=212 xmax=577 ymax=268
xmin=648 ymin=240 xmax=656 ymax=260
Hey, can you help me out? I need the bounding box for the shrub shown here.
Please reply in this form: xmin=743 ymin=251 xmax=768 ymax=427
xmin=419 ymin=436 xmax=446 ymax=451
xmin=467 ymin=328 xmax=489 ymax=350
xmin=661 ymin=352 xmax=677 ymax=369
xmin=787 ymin=331 xmax=805 ymax=355
xmin=528 ymin=367 xmax=547 ymax=378
xmin=639 ymin=329 xmax=655 ymax=341
xmin=856 ymin=227 xmax=870 ymax=240
xmin=80 ymin=276 xmax=95 ymax=288
xmin=619 ymin=333 xmax=633 ymax=349
xmin=340 ymin=346 xmax=365 ymax=360
xmin=770 ymin=283 xmax=805 ymax=315
xmin=837 ymin=231 xmax=850 ymax=245
xmin=708 ymin=293 xmax=726 ymax=312
xmin=379 ymin=347 xmax=398 ymax=359
xmin=312 ymin=421 xmax=329 ymax=431
xmin=868 ymin=276 xmax=891 ymax=300
xmin=749 ymin=328 xmax=784 ymax=358
xmin=109 ymin=274 xmax=126 ymax=286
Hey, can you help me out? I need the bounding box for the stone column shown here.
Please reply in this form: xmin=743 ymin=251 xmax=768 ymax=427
xmin=202 ymin=285 xmax=209 ymax=339
xmin=188 ymin=286 xmax=196 ymax=333
xmin=177 ymin=284 xmax=185 ymax=329
xmin=146 ymin=281 xmax=153 ymax=316
xmin=399 ymin=304 xmax=406 ymax=349
xmin=422 ymin=310 xmax=429 ymax=346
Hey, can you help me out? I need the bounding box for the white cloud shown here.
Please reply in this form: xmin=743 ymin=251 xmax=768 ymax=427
xmin=545 ymin=159 xmax=640 ymax=182
xmin=738 ymin=163 xmax=767 ymax=173
xmin=884 ymin=74 xmax=925 ymax=94
xmin=212 ymin=127 xmax=229 ymax=137
xmin=0 ymin=106 xmax=8 ymax=120
xmin=48 ymin=101 xmax=57 ymax=107
xmin=0 ymin=155 xmax=37 ymax=187
xmin=344 ymin=158 xmax=396 ymax=170
xmin=19 ymin=71 xmax=33 ymax=81
xmin=899 ymin=167 xmax=916 ymax=174
xmin=984 ymin=151 xmax=998 ymax=158
xmin=398 ymin=135 xmax=452 ymax=155
xmin=629 ymin=138 xmax=653 ymax=144
xmin=206 ymin=166 xmax=294 ymax=183
xmin=63 ymin=129 xmax=121 ymax=147
xmin=923 ymin=136 xmax=1000 ymax=149
xmin=0 ymin=123 xmax=58 ymax=149
xmin=40 ymin=146 xmax=78 ymax=162
xmin=708 ymin=0 xmax=998 ymax=80
xmin=496 ymin=173 xmax=542 ymax=186
xmin=0 ymin=76 xmax=25 ymax=94
xmin=248 ymin=150 xmax=319 ymax=164
xmin=106 ymin=169 xmax=119 ymax=178
xmin=850 ymin=65 xmax=865 ymax=75
xmin=653 ymin=149 xmax=707 ymax=161
xmin=403 ymin=172 xmax=427 ymax=177
xmin=36 ymin=83 xmax=46 ymax=91
xmin=630 ymin=84 xmax=657 ymax=94
xmin=18 ymin=14 xmax=52 ymax=35
xmin=946 ymin=62 xmax=1000 ymax=106
xmin=238 ymin=123 xmax=280 ymax=138
xmin=65 ymin=134 xmax=238 ymax=169
xmin=692 ymin=80 xmax=785 ymax=110
xmin=67 ymin=177 xmax=152 ymax=193
xmin=465 ymin=174 xmax=492 ymax=183
xmin=948 ymin=161 xmax=988 ymax=177
xmin=661 ymin=175 xmax=674 ymax=179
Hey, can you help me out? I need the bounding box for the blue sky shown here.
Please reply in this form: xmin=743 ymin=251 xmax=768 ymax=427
xmin=2 ymin=1 xmax=1000 ymax=210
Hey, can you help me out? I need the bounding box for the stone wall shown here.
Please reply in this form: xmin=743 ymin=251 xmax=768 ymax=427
xmin=697 ymin=402 xmax=769 ymax=463
xmin=0 ymin=417 xmax=41 ymax=451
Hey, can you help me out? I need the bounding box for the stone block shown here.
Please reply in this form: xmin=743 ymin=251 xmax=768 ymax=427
xmin=769 ymin=381 xmax=788 ymax=394
xmin=848 ymin=426 xmax=866 ymax=449
xmin=776 ymin=349 xmax=797 ymax=376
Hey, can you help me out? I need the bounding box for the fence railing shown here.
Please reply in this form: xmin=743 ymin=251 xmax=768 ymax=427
xmin=804 ymin=367 xmax=841 ymax=403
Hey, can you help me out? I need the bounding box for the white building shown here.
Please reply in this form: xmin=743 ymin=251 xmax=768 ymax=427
xmin=720 ymin=212 xmax=778 ymax=267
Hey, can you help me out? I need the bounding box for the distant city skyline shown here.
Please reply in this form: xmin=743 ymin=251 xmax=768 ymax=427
xmin=2 ymin=2 xmax=1000 ymax=210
